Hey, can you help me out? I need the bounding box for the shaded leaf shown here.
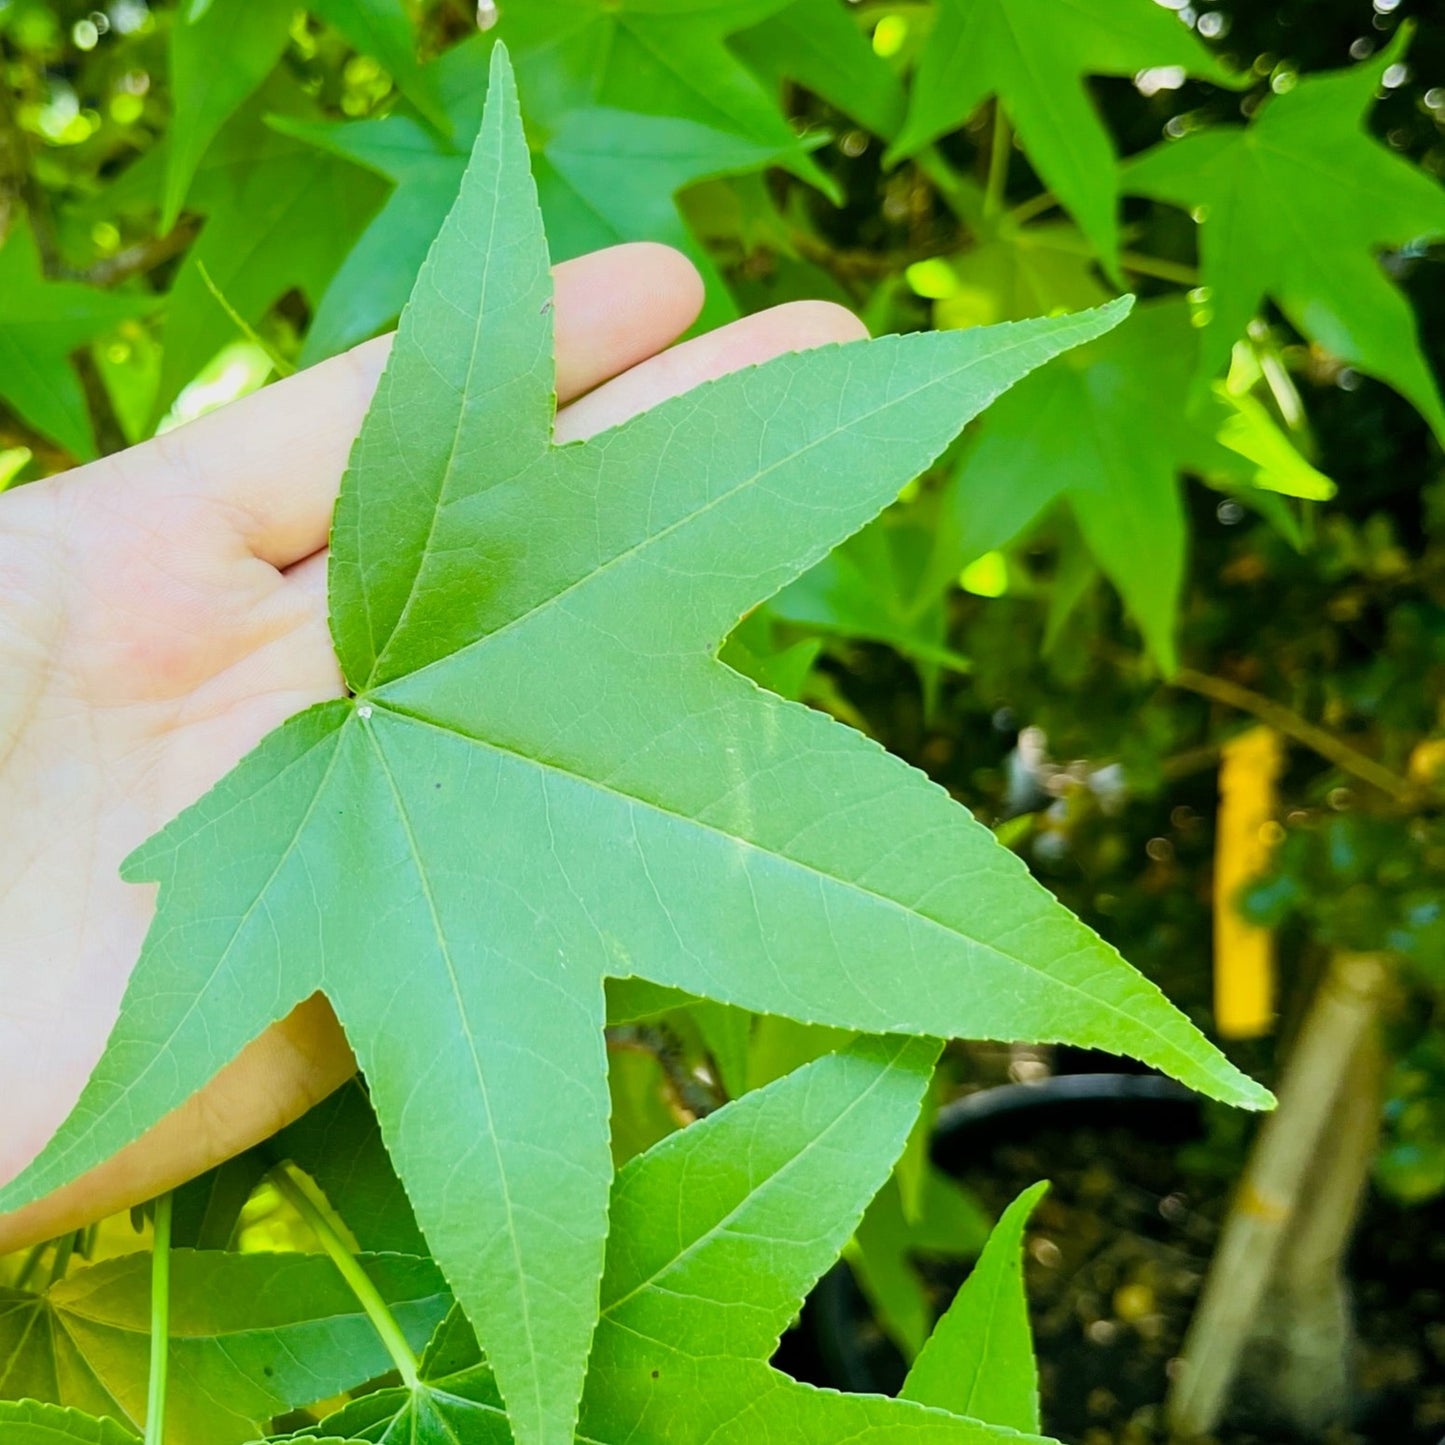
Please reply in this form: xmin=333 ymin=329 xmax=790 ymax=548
xmin=268 ymin=1082 xmax=426 ymax=1257
xmin=157 ymin=85 xmax=387 ymax=414
xmin=0 ymin=1251 xmax=450 ymax=1445
xmin=733 ymin=0 xmax=908 ymax=139
xmin=162 ymin=0 xmax=294 ymax=230
xmin=0 ymin=224 xmax=145 ymax=458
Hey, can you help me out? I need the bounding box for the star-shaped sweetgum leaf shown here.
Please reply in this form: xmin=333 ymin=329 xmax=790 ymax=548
xmin=1125 ymin=27 xmax=1445 ymax=442
xmin=276 ymin=1039 xmax=1054 ymax=1444
xmin=0 ymin=46 xmax=1266 ymax=1445
xmin=885 ymin=0 xmax=1241 ymax=274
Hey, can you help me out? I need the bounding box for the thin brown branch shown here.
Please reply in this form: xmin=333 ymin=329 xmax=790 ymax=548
xmin=1170 ymin=666 xmax=1413 ymax=802
xmin=72 ymin=219 xmax=200 ymax=287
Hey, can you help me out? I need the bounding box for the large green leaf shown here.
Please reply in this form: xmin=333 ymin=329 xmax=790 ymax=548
xmin=902 ymin=1181 xmax=1048 ymax=1431
xmin=886 ymin=0 xmax=1239 ymax=270
xmin=1125 ymin=28 xmax=1445 ymax=440
xmin=0 ymin=1251 xmax=449 ymax=1445
xmin=289 ymin=1039 xmax=1053 ymax=1443
xmin=0 ymin=1400 xmax=138 ymax=1445
xmin=1 ymin=46 xmax=1264 ymax=1445
xmin=0 ymin=224 xmax=145 ymax=458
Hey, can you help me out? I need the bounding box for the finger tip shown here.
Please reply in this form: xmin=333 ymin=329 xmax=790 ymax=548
xmin=614 ymin=242 xmax=706 ymax=329
xmin=768 ymin=299 xmax=870 ymax=347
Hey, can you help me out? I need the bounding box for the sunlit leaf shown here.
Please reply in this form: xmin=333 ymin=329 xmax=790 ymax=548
xmin=1 ymin=46 xmax=1263 ymax=1445
xmin=1125 ymin=27 xmax=1445 ymax=439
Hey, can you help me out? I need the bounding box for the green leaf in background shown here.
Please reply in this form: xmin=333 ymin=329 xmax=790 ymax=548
xmin=937 ymin=298 xmax=1332 ymax=671
xmin=886 ymin=0 xmax=1239 ymax=270
xmin=295 ymin=1039 xmax=1053 ymax=1444
xmin=0 ymin=224 xmax=145 ymax=458
xmin=161 ymin=0 xmax=294 ymax=230
xmin=281 ymin=36 xmax=789 ymax=361
xmin=309 ymin=0 xmax=450 ymax=136
xmin=495 ymin=0 xmax=836 ymax=197
xmin=1125 ymin=27 xmax=1445 ymax=440
xmin=733 ymin=0 xmax=908 ymax=139
xmin=0 ymin=1400 xmax=139 ymax=1445
xmin=0 ymin=1250 xmax=450 ymax=1445
xmin=0 ymin=45 xmax=1265 ymax=1445
xmin=771 ymin=516 xmax=971 ymax=711
xmin=169 ymin=1153 xmax=270 ymax=1252
xmin=848 ymin=1167 xmax=993 ymax=1359
xmin=902 ymin=1181 xmax=1048 ymax=1431
xmin=163 ymin=0 xmax=443 ymax=230
xmin=157 ymin=86 xmax=388 ymax=416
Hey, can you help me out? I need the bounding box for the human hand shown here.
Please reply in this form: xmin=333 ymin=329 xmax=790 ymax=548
xmin=0 ymin=243 xmax=864 ymax=1250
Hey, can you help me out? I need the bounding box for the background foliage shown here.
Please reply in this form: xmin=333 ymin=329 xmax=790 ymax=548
xmin=1 ymin=0 xmax=1443 ymax=1441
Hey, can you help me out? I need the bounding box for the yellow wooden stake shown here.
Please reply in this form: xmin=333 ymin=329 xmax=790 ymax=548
xmin=1214 ymin=726 xmax=1283 ymax=1038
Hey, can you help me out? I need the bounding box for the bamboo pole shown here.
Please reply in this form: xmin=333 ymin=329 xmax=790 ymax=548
xmin=1167 ymin=952 xmax=1389 ymax=1437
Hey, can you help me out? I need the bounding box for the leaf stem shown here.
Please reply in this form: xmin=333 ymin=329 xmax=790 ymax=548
xmin=195 ymin=261 xmax=297 ymax=378
xmin=1019 ymin=225 xmax=1199 ymax=287
xmin=271 ymin=1161 xmax=422 ymax=1389
xmin=144 ymin=1193 xmax=173 ymax=1445
xmin=984 ymin=103 xmax=1010 ymax=220
xmin=1169 ymin=667 xmax=1413 ymax=802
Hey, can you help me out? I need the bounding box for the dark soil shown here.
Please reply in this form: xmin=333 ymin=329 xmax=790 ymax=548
xmin=781 ymin=1109 xmax=1445 ymax=1444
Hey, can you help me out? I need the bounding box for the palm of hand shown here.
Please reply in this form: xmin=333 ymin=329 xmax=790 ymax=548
xmin=0 ymin=245 xmax=862 ymax=1246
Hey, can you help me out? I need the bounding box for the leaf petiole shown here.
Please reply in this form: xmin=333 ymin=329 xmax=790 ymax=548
xmin=145 ymin=1192 xmax=173 ymax=1445
xmin=271 ymin=1160 xmax=422 ymax=1390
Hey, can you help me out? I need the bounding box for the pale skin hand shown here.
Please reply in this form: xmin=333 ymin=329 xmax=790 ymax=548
xmin=0 ymin=243 xmax=866 ymax=1251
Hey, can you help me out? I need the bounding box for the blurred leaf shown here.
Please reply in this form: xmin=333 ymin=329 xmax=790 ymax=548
xmin=281 ymin=41 xmax=790 ymax=360
xmin=886 ymin=0 xmax=1238 ymax=269
xmin=902 ymin=1181 xmax=1047 ymax=1431
xmin=719 ymin=610 xmax=822 ymax=701
xmin=0 ymin=1400 xmax=138 ymax=1445
xmin=0 ymin=1250 xmax=450 ymax=1445
xmin=940 ymin=298 xmax=1330 ymax=671
xmin=733 ymin=0 xmax=908 ymax=138
xmin=934 ymin=226 xmax=1111 ymax=330
xmin=157 ymin=85 xmax=388 ymax=415
xmin=310 ymin=0 xmax=450 ymax=136
xmin=169 ymin=1152 xmax=269 ymax=1251
xmin=1126 ymin=27 xmax=1445 ymax=439
xmin=162 ymin=0 xmax=294 ymax=230
xmin=0 ymin=223 xmax=145 ymax=458
xmin=772 ymin=516 xmax=971 ymax=709
xmin=496 ymin=0 xmax=836 ymax=197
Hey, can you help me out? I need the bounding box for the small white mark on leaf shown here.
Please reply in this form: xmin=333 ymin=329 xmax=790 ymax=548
xmin=478 ymin=0 xmax=499 ymax=29
xmin=357 ymin=704 xmax=374 ymax=720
